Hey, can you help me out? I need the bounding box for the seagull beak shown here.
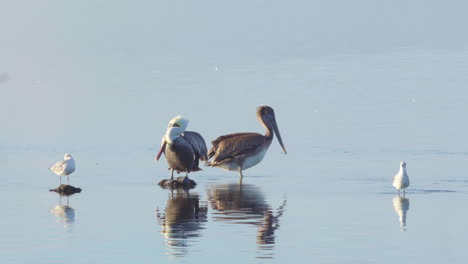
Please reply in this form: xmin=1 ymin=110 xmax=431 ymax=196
xmin=156 ymin=141 xmax=166 ymax=161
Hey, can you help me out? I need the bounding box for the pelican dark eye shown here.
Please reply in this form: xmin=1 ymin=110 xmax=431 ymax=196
xmin=172 ymin=123 xmax=181 ymax=127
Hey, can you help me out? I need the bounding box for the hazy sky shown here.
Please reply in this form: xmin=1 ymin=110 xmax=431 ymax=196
xmin=1 ymin=1 xmax=468 ymax=149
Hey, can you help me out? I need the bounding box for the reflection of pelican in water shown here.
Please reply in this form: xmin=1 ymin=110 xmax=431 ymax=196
xmin=207 ymin=183 xmax=286 ymax=258
xmin=50 ymin=194 xmax=75 ymax=228
xmin=392 ymin=196 xmax=409 ymax=232
xmin=156 ymin=189 xmax=207 ymax=257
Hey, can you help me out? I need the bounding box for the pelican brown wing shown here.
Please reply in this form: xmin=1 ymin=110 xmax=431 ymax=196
xmin=208 ymin=133 xmax=265 ymax=165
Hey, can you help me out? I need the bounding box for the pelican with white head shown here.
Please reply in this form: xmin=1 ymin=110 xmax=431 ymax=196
xmin=156 ymin=115 xmax=208 ymax=181
xmin=165 ymin=115 xmax=189 ymax=145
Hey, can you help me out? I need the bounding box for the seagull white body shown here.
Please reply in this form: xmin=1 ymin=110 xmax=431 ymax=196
xmin=50 ymin=154 xmax=75 ymax=185
xmin=392 ymin=161 xmax=410 ymax=194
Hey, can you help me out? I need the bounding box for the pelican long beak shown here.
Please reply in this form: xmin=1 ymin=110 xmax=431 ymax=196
xmin=156 ymin=141 xmax=167 ymax=161
xmin=272 ymin=119 xmax=287 ymax=154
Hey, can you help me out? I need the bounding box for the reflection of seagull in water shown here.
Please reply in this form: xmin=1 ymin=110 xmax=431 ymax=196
xmin=392 ymin=196 xmax=409 ymax=232
xmin=207 ymin=183 xmax=286 ymax=258
xmin=50 ymin=195 xmax=75 ymax=228
xmin=393 ymin=161 xmax=410 ymax=195
xmin=156 ymin=189 xmax=207 ymax=257
xmin=49 ymin=154 xmax=75 ymax=185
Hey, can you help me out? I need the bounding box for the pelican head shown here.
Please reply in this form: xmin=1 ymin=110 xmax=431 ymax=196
xmin=64 ymin=154 xmax=73 ymax=160
xmin=165 ymin=116 xmax=189 ymax=144
xmin=168 ymin=115 xmax=189 ymax=131
xmin=400 ymin=161 xmax=406 ymax=168
xmin=257 ymin=105 xmax=287 ymax=154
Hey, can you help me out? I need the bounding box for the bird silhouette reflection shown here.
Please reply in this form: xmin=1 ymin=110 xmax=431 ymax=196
xmin=392 ymin=195 xmax=410 ymax=232
xmin=207 ymin=183 xmax=286 ymax=258
xmin=50 ymin=194 xmax=75 ymax=229
xmin=156 ymin=188 xmax=207 ymax=257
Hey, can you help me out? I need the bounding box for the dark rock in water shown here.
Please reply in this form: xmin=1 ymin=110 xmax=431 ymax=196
xmin=49 ymin=184 xmax=82 ymax=196
xmin=159 ymin=176 xmax=196 ymax=189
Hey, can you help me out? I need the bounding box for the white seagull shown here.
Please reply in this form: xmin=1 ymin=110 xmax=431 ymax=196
xmin=49 ymin=154 xmax=76 ymax=185
xmin=392 ymin=161 xmax=410 ymax=195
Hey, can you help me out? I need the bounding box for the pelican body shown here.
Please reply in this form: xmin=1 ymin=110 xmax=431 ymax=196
xmin=156 ymin=116 xmax=208 ymax=180
xmin=393 ymin=161 xmax=410 ymax=195
xmin=207 ymin=106 xmax=286 ymax=180
xmin=49 ymin=154 xmax=75 ymax=185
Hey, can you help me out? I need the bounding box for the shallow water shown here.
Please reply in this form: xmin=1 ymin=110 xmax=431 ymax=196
xmin=3 ymin=1 xmax=468 ymax=263
xmin=3 ymin=145 xmax=468 ymax=263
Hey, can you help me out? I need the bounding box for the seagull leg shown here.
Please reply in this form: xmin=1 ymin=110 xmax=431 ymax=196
xmin=60 ymin=176 xmax=62 ymax=185
xmin=170 ymin=169 xmax=174 ymax=180
xmin=238 ymin=169 xmax=243 ymax=185
xmin=67 ymin=176 xmax=70 ymax=185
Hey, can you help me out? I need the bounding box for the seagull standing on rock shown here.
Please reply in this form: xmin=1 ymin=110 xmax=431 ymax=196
xmin=50 ymin=154 xmax=75 ymax=185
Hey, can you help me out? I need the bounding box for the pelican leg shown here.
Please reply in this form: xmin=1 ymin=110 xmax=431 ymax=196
xmin=170 ymin=169 xmax=174 ymax=180
xmin=238 ymin=169 xmax=243 ymax=185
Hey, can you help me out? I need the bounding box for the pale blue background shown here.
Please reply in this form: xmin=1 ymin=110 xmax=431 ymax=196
xmin=2 ymin=1 xmax=468 ymax=263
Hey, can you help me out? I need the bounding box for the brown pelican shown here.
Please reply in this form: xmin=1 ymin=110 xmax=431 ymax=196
xmin=156 ymin=116 xmax=208 ymax=180
xmin=207 ymin=106 xmax=286 ymax=181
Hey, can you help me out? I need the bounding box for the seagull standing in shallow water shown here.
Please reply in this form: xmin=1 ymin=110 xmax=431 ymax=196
xmin=50 ymin=154 xmax=75 ymax=185
xmin=393 ymin=161 xmax=410 ymax=195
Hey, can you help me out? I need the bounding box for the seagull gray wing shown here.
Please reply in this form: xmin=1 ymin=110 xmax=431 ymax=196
xmin=50 ymin=160 xmax=67 ymax=173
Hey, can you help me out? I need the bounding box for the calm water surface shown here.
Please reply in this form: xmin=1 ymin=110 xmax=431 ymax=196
xmin=3 ymin=137 xmax=468 ymax=263
xmin=3 ymin=50 xmax=468 ymax=262
xmin=2 ymin=2 xmax=468 ymax=263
